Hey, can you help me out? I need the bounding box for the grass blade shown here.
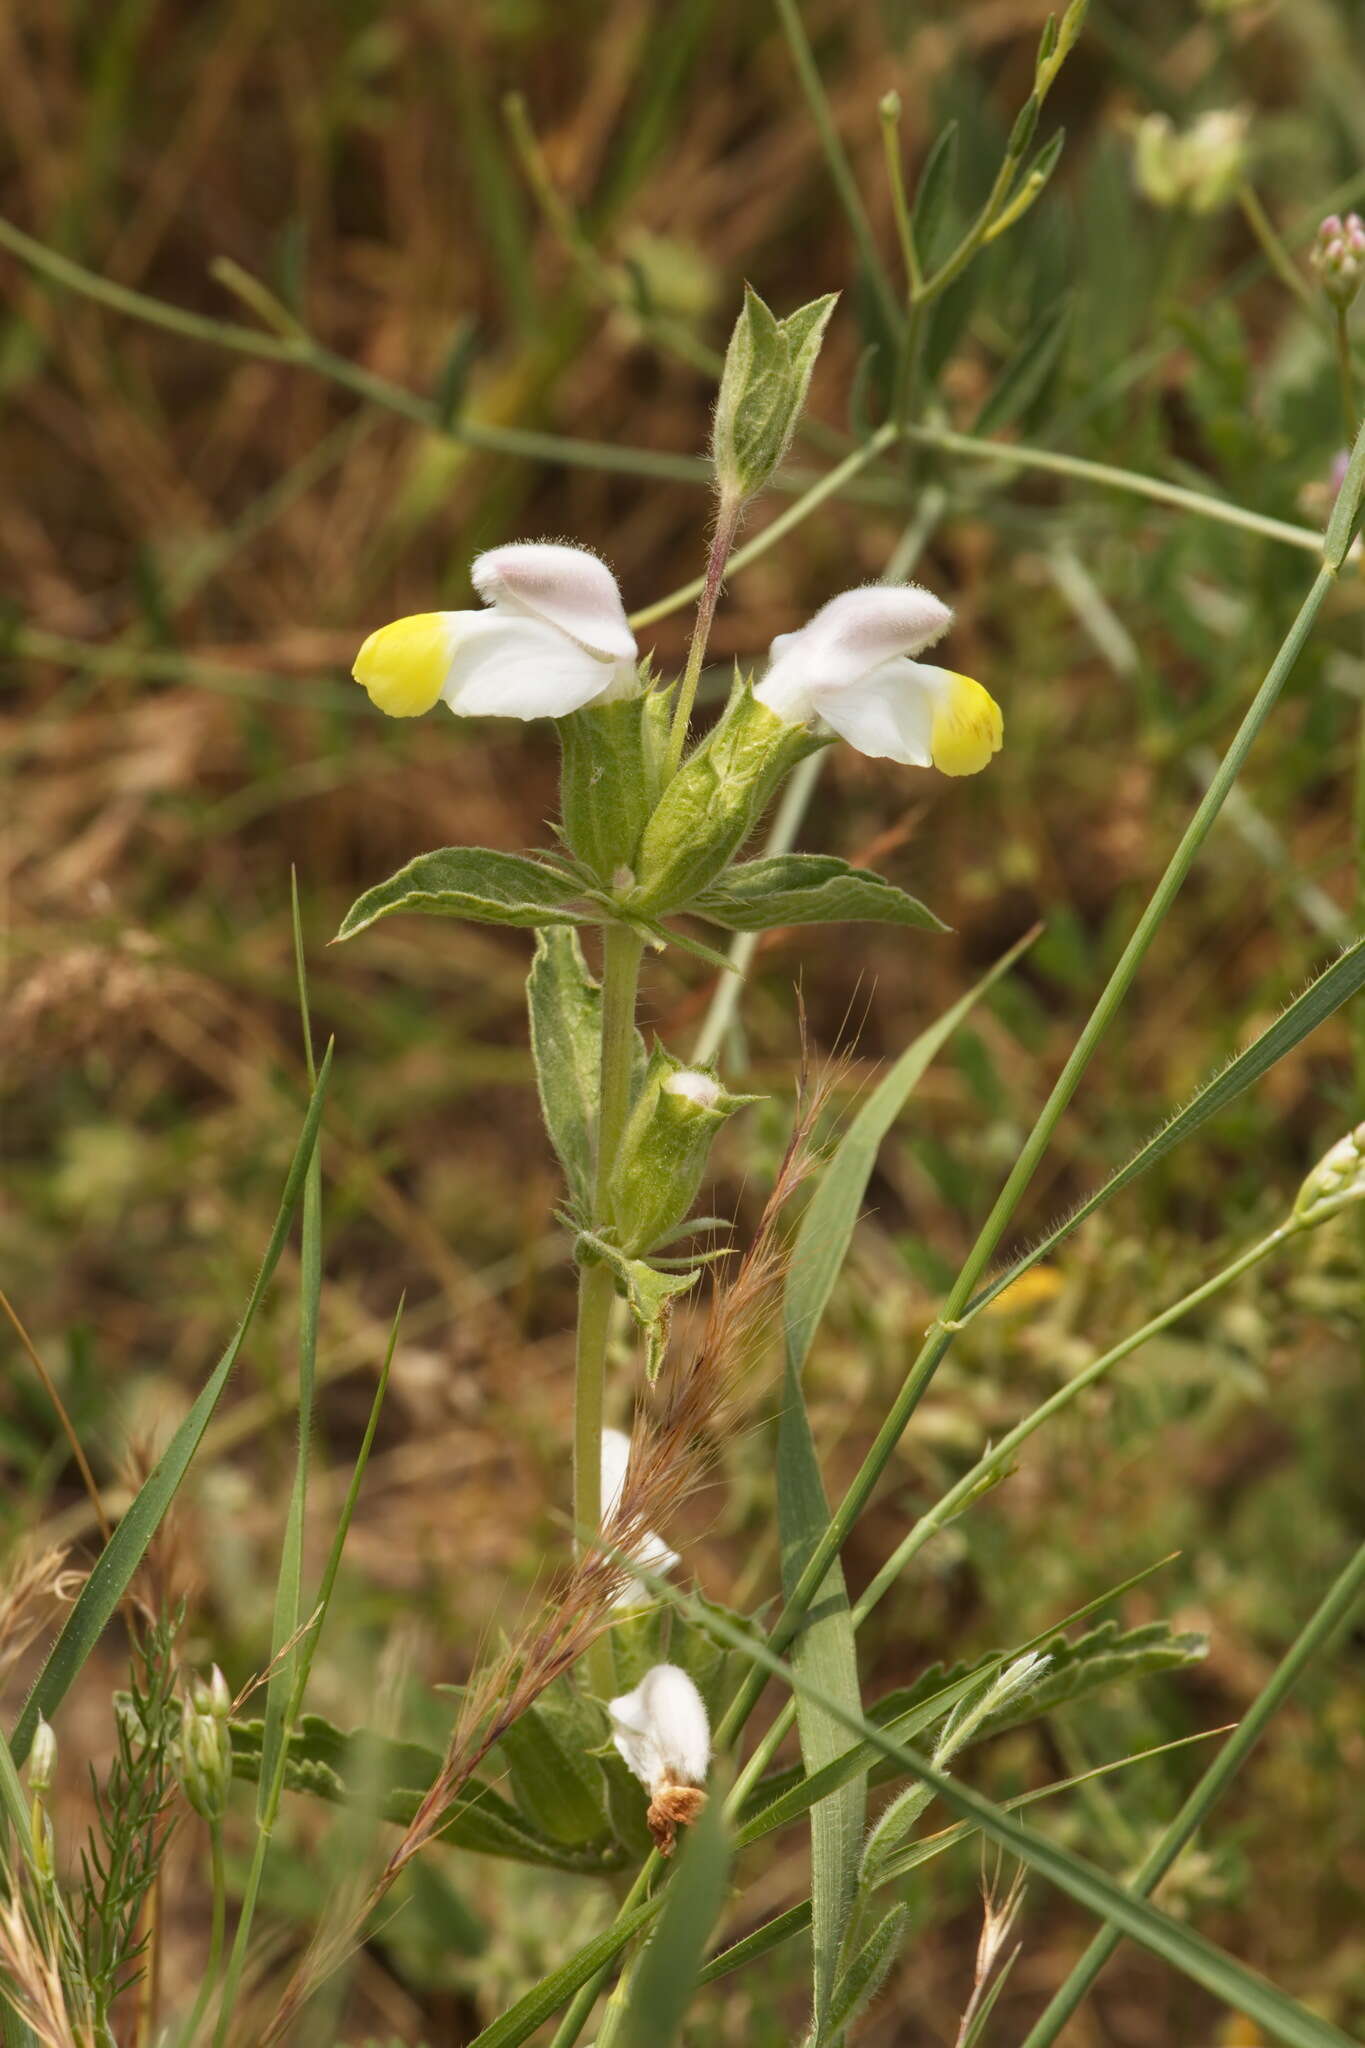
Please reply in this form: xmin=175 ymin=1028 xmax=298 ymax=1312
xmin=616 ymin=1789 xmax=732 ymax=2048
xmin=1020 ymin=1533 xmax=1365 ymax=2046
xmin=968 ymin=937 xmax=1365 ymax=1317
xmin=10 ymin=1044 xmax=333 ymax=1765
xmin=465 ymin=1902 xmax=660 ymax=2048
xmin=673 ymin=1586 xmax=1360 ymax=2048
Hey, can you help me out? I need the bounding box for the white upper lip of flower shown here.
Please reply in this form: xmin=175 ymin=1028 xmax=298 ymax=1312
xmin=608 ymin=1663 xmax=711 ymax=1792
xmin=601 ymin=1427 xmax=679 ymax=1607
xmin=755 ymin=584 xmax=954 ymax=765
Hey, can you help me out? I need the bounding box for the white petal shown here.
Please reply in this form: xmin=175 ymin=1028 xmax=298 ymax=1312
xmin=609 ymin=1665 xmax=710 ymax=1789
xmin=810 ymin=657 xmax=935 ymax=764
xmin=601 ymin=1427 xmax=632 ymax=1523
xmin=756 ymin=584 xmax=953 ymax=727
xmin=472 ymin=542 xmax=637 ymax=662
xmin=439 ymin=612 xmax=617 ymax=720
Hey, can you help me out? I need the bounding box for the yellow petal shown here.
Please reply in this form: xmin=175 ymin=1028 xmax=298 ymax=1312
xmin=353 ymin=613 xmax=452 ymax=718
xmin=930 ymin=671 xmax=1003 ymax=777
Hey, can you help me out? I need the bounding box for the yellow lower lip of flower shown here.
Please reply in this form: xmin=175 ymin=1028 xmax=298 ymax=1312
xmin=930 ymin=672 xmax=1003 ymax=777
xmin=353 ymin=613 xmax=451 ymax=717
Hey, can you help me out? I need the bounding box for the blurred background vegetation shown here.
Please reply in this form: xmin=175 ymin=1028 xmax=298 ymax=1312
xmin=3 ymin=0 xmax=1364 ymax=2039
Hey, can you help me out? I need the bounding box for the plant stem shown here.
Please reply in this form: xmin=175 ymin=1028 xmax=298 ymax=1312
xmin=576 ymin=924 xmax=645 ymax=1698
xmin=1020 ymin=1530 xmax=1365 ymax=2048
xmin=663 ymin=498 xmax=742 ymax=777
xmin=1237 ymin=184 xmax=1322 ymax=322
xmin=713 ymin=560 xmax=1336 ymax=1755
xmin=1335 ymin=304 xmax=1358 ymax=439
xmin=179 ymin=1825 xmax=226 ymax=2047
xmin=727 ymin=1223 xmax=1295 ymax=1812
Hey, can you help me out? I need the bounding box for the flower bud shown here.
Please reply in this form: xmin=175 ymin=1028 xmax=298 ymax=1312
xmin=608 ymin=1663 xmax=710 ymax=1856
xmin=1294 ymin=1122 xmax=1365 ymax=1225
xmin=608 ymin=1046 xmax=756 ymax=1255
xmin=556 ymin=686 xmax=669 ymax=885
xmin=712 ymin=287 xmax=837 ymax=505
xmin=28 ymin=1717 xmax=56 ymax=1797
xmin=631 ymin=682 xmax=826 ymax=914
xmin=1311 ymin=213 xmax=1365 ymax=310
xmin=178 ymin=1680 xmax=233 ymax=1824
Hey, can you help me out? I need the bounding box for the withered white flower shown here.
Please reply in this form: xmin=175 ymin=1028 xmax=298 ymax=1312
xmin=353 ymin=541 xmax=638 ymax=721
xmin=608 ymin=1662 xmax=710 ymax=1854
xmin=754 ymin=584 xmax=1003 ymax=774
xmin=601 ymin=1427 xmax=679 ymax=1608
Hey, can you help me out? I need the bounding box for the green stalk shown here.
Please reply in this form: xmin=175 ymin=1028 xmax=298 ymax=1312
xmin=727 ymin=1222 xmax=1295 ymax=1810
xmin=1237 ymin=184 xmax=1322 ymax=323
xmin=713 ymin=560 xmax=1336 ymax=1755
xmin=1335 ymin=305 xmax=1358 ymax=438
xmin=664 ymin=497 xmax=741 ymax=778
xmin=576 ymin=924 xmax=645 ymax=1697
xmin=1020 ymin=1532 xmax=1365 ymax=2047
xmin=178 ymin=1824 xmax=226 ymax=2047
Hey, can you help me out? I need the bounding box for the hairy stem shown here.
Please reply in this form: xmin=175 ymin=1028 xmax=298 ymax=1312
xmin=576 ymin=925 xmax=645 ymax=1697
xmin=664 ymin=498 xmax=741 ymax=778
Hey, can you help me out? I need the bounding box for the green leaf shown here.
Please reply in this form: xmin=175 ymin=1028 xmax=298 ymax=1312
xmin=528 ymin=929 xmax=603 ymax=1214
xmin=969 ymin=936 xmax=1365 ymax=1317
xmin=692 ymin=854 xmax=946 ymax=933
xmin=228 ymin=1714 xmax=621 ymax=1874
xmin=984 ymin=1620 xmax=1207 ymax=1735
xmin=497 ymin=1681 xmax=611 ymax=1847
xmin=912 ymin=121 xmax=960 ymax=273
xmin=576 ymin=1230 xmax=701 ymax=1382
xmin=617 ymin=1789 xmax=732 ymax=2048
xmin=786 ymin=929 xmax=1035 ymax=1378
xmin=336 ymin=847 xmax=593 ymax=941
xmin=826 ymin=1904 xmax=908 ymax=2038
xmin=10 ymin=1048 xmax=332 ymax=1765
xmin=974 ymin=294 xmax=1072 ymax=439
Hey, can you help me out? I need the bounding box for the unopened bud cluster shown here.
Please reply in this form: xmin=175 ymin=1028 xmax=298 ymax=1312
xmin=178 ymin=1665 xmax=233 ymax=1824
xmin=1294 ymin=1123 xmax=1365 ymax=1225
xmin=1311 ymin=214 xmax=1365 ymax=311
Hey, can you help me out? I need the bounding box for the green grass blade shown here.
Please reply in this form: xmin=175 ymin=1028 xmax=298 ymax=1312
xmin=258 ymin=876 xmax=323 ymax=1818
xmin=1020 ymin=1533 xmax=1365 ymax=2047
xmin=775 ymin=931 xmax=1033 ymax=2037
xmin=10 ymin=1044 xmax=333 ymax=1766
xmin=785 ymin=927 xmax=1037 ymax=1376
xmin=465 ymin=1901 xmax=660 ymax=2048
xmin=674 ymin=1588 xmax=1360 ymax=2048
xmin=776 ymin=1366 xmax=862 ymax=2038
xmin=617 ymin=1789 xmax=732 ymax=2048
xmin=968 ymin=936 xmax=1365 ymax=1317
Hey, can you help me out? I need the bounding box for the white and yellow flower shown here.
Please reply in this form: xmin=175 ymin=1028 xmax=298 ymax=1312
xmin=353 ymin=541 xmax=639 ymax=721
xmin=753 ymin=584 xmax=1003 ymax=775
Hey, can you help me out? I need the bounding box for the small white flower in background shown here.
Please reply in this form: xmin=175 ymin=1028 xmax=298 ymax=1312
xmin=353 ymin=541 xmax=639 ymax=721
xmin=1132 ymin=108 xmax=1248 ymax=216
xmin=755 ymin=584 xmax=1003 ymax=774
xmin=600 ymin=1427 xmax=680 ymax=1608
xmin=609 ymin=1662 xmax=710 ymax=1854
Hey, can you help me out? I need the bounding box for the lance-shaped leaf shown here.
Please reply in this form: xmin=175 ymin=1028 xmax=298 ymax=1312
xmin=336 ymin=847 xmax=594 ymax=941
xmin=527 ymin=929 xmax=602 ymax=1214
xmin=692 ymin=853 xmax=945 ymax=933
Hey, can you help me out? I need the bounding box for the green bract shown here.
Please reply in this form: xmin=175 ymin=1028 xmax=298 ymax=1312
xmin=557 ymin=687 xmax=671 ymax=884
xmin=712 ymin=286 xmax=837 ymax=503
xmin=631 ymin=684 xmax=827 ymax=915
